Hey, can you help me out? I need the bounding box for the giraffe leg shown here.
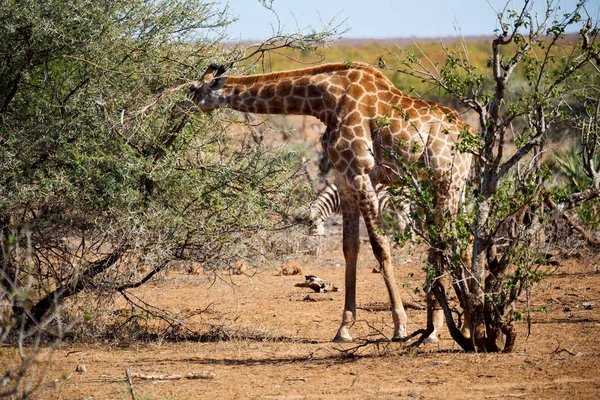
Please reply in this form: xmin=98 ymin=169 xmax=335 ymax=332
xmin=333 ymin=187 xmax=360 ymax=343
xmin=461 ymin=308 xmax=471 ymax=339
xmin=357 ymin=178 xmax=407 ymax=341
xmin=424 ymin=280 xmax=446 ymax=344
xmin=370 ymin=229 xmax=408 ymax=341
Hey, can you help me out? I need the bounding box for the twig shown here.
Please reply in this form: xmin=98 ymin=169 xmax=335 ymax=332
xmin=485 ymin=394 xmax=526 ymax=399
xmin=357 ymin=300 xmax=425 ymax=311
xmin=553 ymin=344 xmax=581 ymax=357
xmin=129 ymin=371 xmax=216 ymax=380
xmin=126 ymin=368 xmax=136 ymax=400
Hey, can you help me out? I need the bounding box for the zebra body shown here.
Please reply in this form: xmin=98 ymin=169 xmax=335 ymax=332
xmin=306 ymin=183 xmax=411 ymax=236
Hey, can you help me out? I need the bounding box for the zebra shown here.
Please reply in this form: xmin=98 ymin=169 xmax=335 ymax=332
xmin=302 ymin=182 xmax=412 ymax=237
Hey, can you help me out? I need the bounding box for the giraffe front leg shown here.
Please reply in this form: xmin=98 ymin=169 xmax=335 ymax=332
xmin=424 ymin=254 xmax=449 ymax=344
xmin=333 ymin=189 xmax=360 ymax=343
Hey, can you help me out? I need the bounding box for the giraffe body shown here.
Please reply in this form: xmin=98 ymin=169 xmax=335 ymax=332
xmin=190 ymin=63 xmax=473 ymax=342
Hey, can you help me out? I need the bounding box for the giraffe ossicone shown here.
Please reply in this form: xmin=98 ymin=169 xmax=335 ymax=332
xmin=188 ymin=62 xmax=473 ymax=343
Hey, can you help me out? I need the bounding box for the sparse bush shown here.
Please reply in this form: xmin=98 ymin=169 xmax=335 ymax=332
xmin=382 ymin=0 xmax=600 ymax=352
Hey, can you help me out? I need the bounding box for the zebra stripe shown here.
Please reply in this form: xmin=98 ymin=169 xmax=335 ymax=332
xmin=306 ymin=183 xmax=411 ymax=236
xmin=307 ymin=183 xmax=341 ymax=235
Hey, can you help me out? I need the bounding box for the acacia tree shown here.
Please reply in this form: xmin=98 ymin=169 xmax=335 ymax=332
xmin=0 ymin=0 xmax=341 ymax=396
xmin=383 ymin=0 xmax=599 ymax=352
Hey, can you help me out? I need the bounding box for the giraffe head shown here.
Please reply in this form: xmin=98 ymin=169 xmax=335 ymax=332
xmin=189 ymin=64 xmax=228 ymax=111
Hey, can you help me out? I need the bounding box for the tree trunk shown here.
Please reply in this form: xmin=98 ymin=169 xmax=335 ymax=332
xmin=470 ymin=195 xmax=492 ymax=351
xmin=23 ymin=245 xmax=127 ymax=331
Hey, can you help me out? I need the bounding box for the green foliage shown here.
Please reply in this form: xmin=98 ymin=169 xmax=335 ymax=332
xmin=512 ymin=310 xmax=524 ymax=321
xmin=371 ymin=114 xmax=392 ymax=129
xmin=0 ymin=0 xmax=309 ymax=349
xmin=554 ymin=144 xmax=600 ymax=227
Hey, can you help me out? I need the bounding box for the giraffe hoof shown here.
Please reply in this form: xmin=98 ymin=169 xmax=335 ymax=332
xmin=332 ymin=334 xmax=353 ymax=343
xmin=392 ymin=335 xmax=409 ymax=343
xmin=422 ymin=336 xmax=439 ymax=344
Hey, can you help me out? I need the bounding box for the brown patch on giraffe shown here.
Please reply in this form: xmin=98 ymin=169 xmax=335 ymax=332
xmin=403 ymin=107 xmax=418 ymax=121
xmin=376 ymin=102 xmax=391 ymax=116
xmin=309 ymin=99 xmax=328 ymax=115
xmin=347 ymin=84 xmax=366 ymax=100
xmin=377 ymin=90 xmax=393 ymax=103
xmin=360 ymin=94 xmax=377 ymax=108
xmin=341 ymin=98 xmax=358 ymax=114
xmin=269 ymin=97 xmax=284 ymax=112
xmin=253 ymin=99 xmax=268 ymax=114
xmin=259 ymin=84 xmax=276 ymax=99
xmin=375 ymin=80 xmax=390 ymax=91
xmin=276 ymin=82 xmax=292 ymax=97
xmin=331 ymin=135 xmax=348 ymax=150
xmin=335 ymin=159 xmax=349 ymax=172
xmin=350 ymin=139 xmax=367 ymax=155
xmin=328 ymin=149 xmax=340 ymax=164
xmin=420 ymin=114 xmax=435 ymax=123
xmin=347 ymin=70 xmax=361 ymax=81
xmin=400 ymin=96 xmax=415 ymax=110
xmin=288 ymin=96 xmax=306 ymax=109
xmin=344 ymin=110 xmax=363 ymax=127
xmin=291 ymin=86 xmax=307 ymax=100
xmin=306 ymin=84 xmax=323 ymax=98
xmin=353 ymin=127 xmax=368 ymax=138
xmin=362 ymin=80 xmax=377 ymax=94
xmin=340 ymin=149 xmax=355 ymax=162
xmin=293 ymin=77 xmax=311 ymax=88
xmin=381 ymin=130 xmax=395 ymax=147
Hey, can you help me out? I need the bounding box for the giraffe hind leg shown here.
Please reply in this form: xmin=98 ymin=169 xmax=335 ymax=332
xmin=355 ymin=178 xmax=408 ymax=341
xmin=364 ymin=214 xmax=408 ymax=341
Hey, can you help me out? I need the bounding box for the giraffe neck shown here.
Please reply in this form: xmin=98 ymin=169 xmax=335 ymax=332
xmin=215 ymin=75 xmax=334 ymax=123
xmin=206 ymin=63 xmax=385 ymax=125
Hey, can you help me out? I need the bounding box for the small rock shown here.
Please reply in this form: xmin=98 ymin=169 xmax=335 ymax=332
xmin=408 ymin=391 xmax=420 ymax=399
xmin=75 ymin=364 xmax=87 ymax=373
xmin=581 ymin=301 xmax=594 ymax=310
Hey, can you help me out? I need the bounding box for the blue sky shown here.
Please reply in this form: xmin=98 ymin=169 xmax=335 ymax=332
xmin=220 ymin=0 xmax=597 ymax=41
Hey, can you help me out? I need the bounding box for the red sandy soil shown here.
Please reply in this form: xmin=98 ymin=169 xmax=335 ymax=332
xmin=3 ymin=225 xmax=600 ymax=400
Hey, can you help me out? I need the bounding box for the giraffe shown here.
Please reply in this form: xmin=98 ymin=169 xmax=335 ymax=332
xmin=188 ymin=62 xmax=473 ymax=343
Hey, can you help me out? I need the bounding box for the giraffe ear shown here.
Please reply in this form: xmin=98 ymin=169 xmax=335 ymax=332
xmin=201 ymin=64 xmax=228 ymax=83
xmin=213 ymin=64 xmax=228 ymax=77
xmin=209 ymin=77 xmax=227 ymax=91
